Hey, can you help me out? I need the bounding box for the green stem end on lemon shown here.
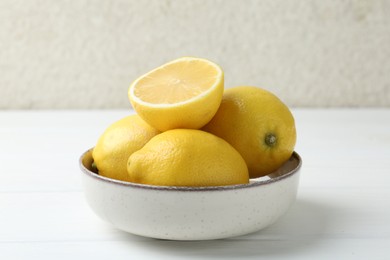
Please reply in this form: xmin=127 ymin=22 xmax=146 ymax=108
xmin=265 ymin=133 xmax=277 ymax=147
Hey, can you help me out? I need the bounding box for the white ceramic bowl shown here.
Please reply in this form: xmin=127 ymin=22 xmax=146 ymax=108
xmin=79 ymin=149 xmax=302 ymax=240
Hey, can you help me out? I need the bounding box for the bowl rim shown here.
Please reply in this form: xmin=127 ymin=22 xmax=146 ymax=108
xmin=79 ymin=148 xmax=302 ymax=192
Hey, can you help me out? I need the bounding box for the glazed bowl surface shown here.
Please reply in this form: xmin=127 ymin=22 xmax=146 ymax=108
xmin=80 ymin=149 xmax=302 ymax=240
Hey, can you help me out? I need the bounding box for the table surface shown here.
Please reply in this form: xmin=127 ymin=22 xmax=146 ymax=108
xmin=1 ymin=109 xmax=389 ymax=259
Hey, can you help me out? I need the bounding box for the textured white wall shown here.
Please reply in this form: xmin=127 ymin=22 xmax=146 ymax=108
xmin=1 ymin=0 xmax=389 ymax=109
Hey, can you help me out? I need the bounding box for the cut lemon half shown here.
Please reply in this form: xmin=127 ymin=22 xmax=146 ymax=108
xmin=128 ymin=57 xmax=224 ymax=131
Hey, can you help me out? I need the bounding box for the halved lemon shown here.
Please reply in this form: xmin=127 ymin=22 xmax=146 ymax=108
xmin=128 ymin=57 xmax=224 ymax=131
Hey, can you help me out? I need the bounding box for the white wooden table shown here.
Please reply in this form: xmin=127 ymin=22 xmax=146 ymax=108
xmin=1 ymin=109 xmax=389 ymax=259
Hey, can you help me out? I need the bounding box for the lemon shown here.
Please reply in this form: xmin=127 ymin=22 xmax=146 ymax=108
xmin=128 ymin=57 xmax=224 ymax=132
xmin=203 ymin=86 xmax=296 ymax=178
xmin=127 ymin=129 xmax=249 ymax=187
xmin=92 ymin=115 xmax=160 ymax=182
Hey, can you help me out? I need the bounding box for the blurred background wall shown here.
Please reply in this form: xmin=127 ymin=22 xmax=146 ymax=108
xmin=1 ymin=0 xmax=389 ymax=109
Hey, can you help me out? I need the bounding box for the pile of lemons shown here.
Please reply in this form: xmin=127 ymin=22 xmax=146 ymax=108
xmin=92 ymin=57 xmax=296 ymax=187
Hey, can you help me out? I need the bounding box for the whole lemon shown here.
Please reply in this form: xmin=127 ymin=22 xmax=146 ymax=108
xmin=92 ymin=115 xmax=160 ymax=182
xmin=127 ymin=129 xmax=249 ymax=187
xmin=203 ymin=86 xmax=296 ymax=178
